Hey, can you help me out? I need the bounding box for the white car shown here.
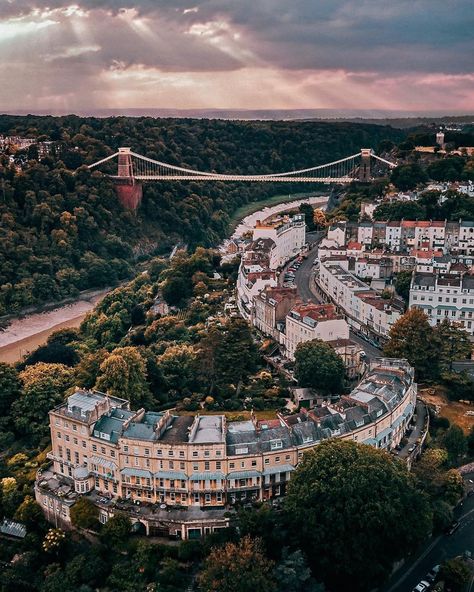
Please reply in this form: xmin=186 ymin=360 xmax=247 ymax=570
xmin=412 ymin=581 xmax=430 ymax=592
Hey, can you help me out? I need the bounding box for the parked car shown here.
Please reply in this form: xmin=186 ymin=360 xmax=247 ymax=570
xmin=445 ymin=520 xmax=460 ymax=535
xmin=412 ymin=581 xmax=430 ymax=592
xmin=426 ymin=564 xmax=440 ymax=583
xmin=408 ymin=444 xmax=416 ymax=453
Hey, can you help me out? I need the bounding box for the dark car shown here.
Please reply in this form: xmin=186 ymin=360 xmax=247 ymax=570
xmin=445 ymin=520 xmax=460 ymax=535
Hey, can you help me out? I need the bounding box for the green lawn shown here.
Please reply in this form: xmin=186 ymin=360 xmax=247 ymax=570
xmin=228 ymin=191 xmax=325 ymax=232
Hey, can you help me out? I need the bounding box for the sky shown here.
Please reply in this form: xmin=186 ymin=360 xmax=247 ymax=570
xmin=0 ymin=0 xmax=473 ymax=114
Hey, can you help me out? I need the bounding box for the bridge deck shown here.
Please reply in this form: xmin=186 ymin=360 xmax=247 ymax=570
xmin=109 ymin=175 xmax=357 ymax=183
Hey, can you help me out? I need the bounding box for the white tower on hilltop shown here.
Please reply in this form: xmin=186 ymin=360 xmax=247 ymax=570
xmin=436 ymin=130 xmax=445 ymax=148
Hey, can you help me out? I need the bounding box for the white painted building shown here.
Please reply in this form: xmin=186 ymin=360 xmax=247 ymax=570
xmin=253 ymin=215 xmax=306 ymax=269
xmin=318 ymin=258 xmax=403 ymax=338
xmin=284 ymin=303 xmax=350 ymax=360
xmin=409 ymin=272 xmax=474 ymax=336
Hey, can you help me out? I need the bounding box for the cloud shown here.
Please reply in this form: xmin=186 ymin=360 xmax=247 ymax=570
xmin=0 ymin=0 xmax=473 ymax=111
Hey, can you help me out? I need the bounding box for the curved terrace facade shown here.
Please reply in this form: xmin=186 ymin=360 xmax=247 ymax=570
xmin=36 ymin=358 xmax=416 ymax=539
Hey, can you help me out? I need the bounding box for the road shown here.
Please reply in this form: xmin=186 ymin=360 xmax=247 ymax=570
xmin=289 ymin=232 xmax=384 ymax=361
xmin=383 ymin=473 xmax=474 ymax=592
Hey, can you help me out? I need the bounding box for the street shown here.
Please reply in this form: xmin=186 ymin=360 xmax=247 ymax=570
xmin=288 ymin=232 xmax=384 ymax=361
xmin=383 ymin=473 xmax=474 ymax=592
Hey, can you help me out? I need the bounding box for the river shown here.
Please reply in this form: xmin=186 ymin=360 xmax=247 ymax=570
xmin=0 ymin=291 xmax=108 ymax=364
xmin=0 ymin=193 xmax=329 ymax=364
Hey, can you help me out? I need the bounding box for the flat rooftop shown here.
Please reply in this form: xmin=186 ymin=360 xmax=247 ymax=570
xmin=190 ymin=415 xmax=225 ymax=444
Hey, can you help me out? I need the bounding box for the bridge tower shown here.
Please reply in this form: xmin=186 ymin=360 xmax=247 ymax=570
xmin=114 ymin=147 xmax=142 ymax=210
xmin=359 ymin=148 xmax=372 ymax=182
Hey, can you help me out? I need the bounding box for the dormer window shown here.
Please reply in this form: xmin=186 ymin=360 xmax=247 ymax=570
xmin=270 ymin=440 xmax=283 ymax=450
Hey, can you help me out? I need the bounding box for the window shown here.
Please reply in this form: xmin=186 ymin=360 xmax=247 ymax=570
xmin=145 ymin=448 xmax=150 ymax=456
xmin=82 ymin=440 xmax=86 ymax=448
xmin=192 ymin=451 xmax=198 ymax=457
xmin=133 ymin=447 xmax=139 ymax=455
xmin=264 ymin=458 xmax=269 ymax=464
xmin=180 ymin=462 xmax=185 ymax=470
xmin=73 ymin=437 xmax=78 ymax=445
xmin=204 ymin=450 xmax=210 ymax=457
xmin=179 ymin=451 xmax=185 ymax=458
xmin=251 ymin=460 xmax=257 ymax=467
xmin=204 ymin=461 xmax=210 ymax=470
xmin=229 ymin=462 xmax=235 ymax=469
xmin=123 ymin=445 xmax=129 ymax=453
xmin=216 ymin=492 xmax=222 ymax=502
xmin=157 ymin=449 xmax=162 ymax=456
xmin=169 ymin=461 xmax=174 ymax=469
xmin=216 ymin=451 xmax=222 ymax=457
xmin=193 ymin=465 xmax=199 ymax=471
xmin=65 ymin=434 xmax=70 ymax=442
xmin=216 ymin=461 xmax=221 ymax=470
xmin=101 ymin=447 xmax=106 ymax=454
xmin=205 ymin=493 xmax=211 ymax=504
xmin=72 ymin=423 xmax=77 ymax=431
xmin=270 ymin=440 xmax=282 ymax=450
xmin=168 ymin=450 xmax=174 ymax=457
xmin=110 ymin=450 xmax=115 ymax=457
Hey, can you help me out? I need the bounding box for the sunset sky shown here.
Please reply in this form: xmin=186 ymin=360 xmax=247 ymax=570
xmin=0 ymin=0 xmax=473 ymax=114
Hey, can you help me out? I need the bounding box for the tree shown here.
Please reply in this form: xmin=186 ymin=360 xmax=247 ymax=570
xmin=95 ymin=346 xmax=153 ymax=409
xmin=440 ymin=558 xmax=471 ymax=591
xmin=161 ymin=275 xmax=192 ymax=307
xmin=434 ymin=319 xmax=472 ymax=372
xmin=155 ymin=344 xmax=198 ymax=394
xmin=391 ymin=163 xmax=428 ymax=190
xmin=294 ymin=340 xmax=345 ymax=393
xmin=313 ymin=209 xmax=327 ymax=229
xmin=22 ymin=341 xmax=80 ymax=367
xmin=14 ymin=495 xmax=45 ymax=531
xmin=70 ymin=497 xmax=99 ymax=530
xmin=284 ymin=440 xmax=432 ymax=592
xmin=442 ymin=425 xmax=467 ymax=462
xmin=198 ymin=536 xmax=276 ymax=592
xmin=0 ymin=362 xmax=20 ymax=416
xmin=214 ymin=318 xmax=259 ymax=387
xmin=100 ymin=514 xmax=131 ymax=550
xmin=274 ymin=549 xmax=325 ymax=592
xmin=394 ymin=270 xmax=413 ymax=302
xmin=384 ymin=309 xmax=440 ymax=380
xmin=12 ymin=362 xmax=74 ymax=442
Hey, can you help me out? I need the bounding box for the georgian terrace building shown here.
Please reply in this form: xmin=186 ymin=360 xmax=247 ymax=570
xmin=36 ymin=358 xmax=416 ymax=539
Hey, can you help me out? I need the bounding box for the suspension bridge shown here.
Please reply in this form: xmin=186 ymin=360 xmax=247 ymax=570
xmin=87 ymin=147 xmax=396 ymax=209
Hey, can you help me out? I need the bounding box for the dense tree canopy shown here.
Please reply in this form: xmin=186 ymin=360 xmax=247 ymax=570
xmin=384 ymin=308 xmax=440 ymax=380
xmin=0 ymin=115 xmax=403 ymax=314
xmin=294 ymin=340 xmax=345 ymax=393
xmin=284 ymin=440 xmax=432 ymax=591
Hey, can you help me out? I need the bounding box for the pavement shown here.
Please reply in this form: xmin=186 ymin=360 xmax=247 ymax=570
xmin=383 ymin=472 xmax=474 ymax=592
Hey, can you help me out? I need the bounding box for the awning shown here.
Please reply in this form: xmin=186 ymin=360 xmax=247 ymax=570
xmin=91 ymin=456 xmax=117 ymax=471
xmin=155 ymin=471 xmax=188 ymax=480
xmin=227 ymin=470 xmax=261 ymax=480
xmin=362 ymin=438 xmax=377 ymax=446
xmin=189 ymin=472 xmax=226 ymax=481
xmin=121 ymin=468 xmax=152 ymax=478
xmin=391 ymin=415 xmax=405 ymax=430
xmin=262 ymin=464 xmax=295 ymax=476
xmin=375 ymin=426 xmax=392 ymax=442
